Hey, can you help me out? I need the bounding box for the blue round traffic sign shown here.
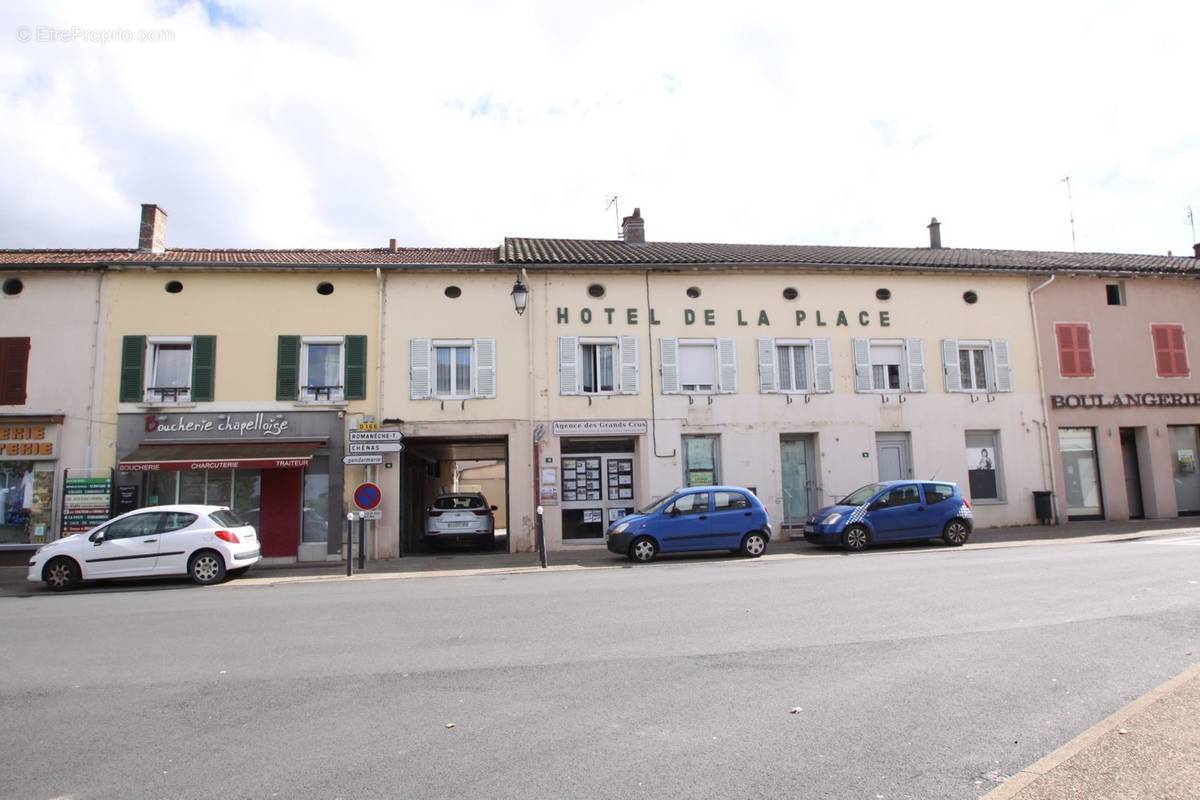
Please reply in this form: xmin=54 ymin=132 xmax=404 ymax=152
xmin=353 ymin=482 xmax=382 ymax=511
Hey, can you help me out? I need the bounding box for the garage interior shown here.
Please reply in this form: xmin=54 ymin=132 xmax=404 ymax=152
xmin=397 ymin=436 xmax=510 ymax=555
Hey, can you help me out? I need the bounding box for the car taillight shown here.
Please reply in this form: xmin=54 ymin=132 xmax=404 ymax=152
xmin=214 ymin=529 xmax=240 ymax=543
xmin=427 ymin=510 xmax=442 ymax=517
xmin=472 ymin=509 xmax=489 ymax=516
xmin=963 ymin=497 xmax=972 ymax=510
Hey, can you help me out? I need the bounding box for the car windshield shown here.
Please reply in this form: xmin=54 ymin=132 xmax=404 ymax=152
xmin=209 ymin=509 xmax=247 ymax=527
xmin=433 ymin=496 xmax=485 ymax=510
xmin=638 ymin=494 xmax=676 ymax=514
xmin=840 ymin=483 xmax=887 ymax=506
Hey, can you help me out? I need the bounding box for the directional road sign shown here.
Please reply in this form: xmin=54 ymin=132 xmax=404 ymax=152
xmin=353 ymin=482 xmax=382 ymax=511
xmin=348 ymin=442 xmax=404 ymax=454
xmin=342 ymin=454 xmax=383 ymax=466
xmin=358 ymin=510 xmax=382 ymax=520
xmin=349 ymin=430 xmax=404 ymax=442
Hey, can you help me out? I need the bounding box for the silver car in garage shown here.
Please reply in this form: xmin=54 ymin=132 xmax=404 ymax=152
xmin=424 ymin=493 xmax=497 ymax=550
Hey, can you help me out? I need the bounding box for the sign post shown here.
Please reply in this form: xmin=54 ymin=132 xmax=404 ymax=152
xmin=345 ymin=512 xmax=354 ymax=576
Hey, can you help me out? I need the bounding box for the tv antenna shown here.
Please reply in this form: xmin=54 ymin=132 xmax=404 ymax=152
xmin=605 ymin=195 xmax=621 ymax=238
xmin=1189 ymin=205 xmax=1196 ymax=244
xmin=1061 ymin=176 xmax=1077 ymax=252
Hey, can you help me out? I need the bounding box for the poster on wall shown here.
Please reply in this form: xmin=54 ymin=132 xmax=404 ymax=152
xmin=966 ymin=447 xmax=998 ymax=500
xmin=61 ymin=468 xmax=114 ymax=534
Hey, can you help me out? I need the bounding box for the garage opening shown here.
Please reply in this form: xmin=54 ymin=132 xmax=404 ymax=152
xmin=398 ymin=436 xmax=510 ymax=555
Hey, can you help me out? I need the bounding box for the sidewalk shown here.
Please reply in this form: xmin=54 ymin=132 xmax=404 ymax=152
xmin=984 ymin=663 xmax=1200 ymax=800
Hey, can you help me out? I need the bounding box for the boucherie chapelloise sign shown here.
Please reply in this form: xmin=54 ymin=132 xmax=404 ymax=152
xmin=144 ymin=413 xmax=291 ymax=437
xmin=1051 ymin=393 xmax=1200 ymax=409
xmin=555 ymin=307 xmax=892 ymax=327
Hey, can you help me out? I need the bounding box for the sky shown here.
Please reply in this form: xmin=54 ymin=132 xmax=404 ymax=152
xmin=1 ymin=0 xmax=1198 ymax=255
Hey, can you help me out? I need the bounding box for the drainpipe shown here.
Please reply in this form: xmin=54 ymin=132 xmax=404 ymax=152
xmin=644 ymin=270 xmax=676 ymax=459
xmin=525 ymin=268 xmax=537 ymax=554
xmin=1028 ymin=273 xmax=1060 ymax=524
xmin=375 ymin=266 xmax=385 ymax=559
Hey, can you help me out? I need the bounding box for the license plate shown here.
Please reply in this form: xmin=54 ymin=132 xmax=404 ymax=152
xmin=804 ymin=525 xmax=815 ymax=533
xmin=448 ymin=521 xmax=469 ymax=528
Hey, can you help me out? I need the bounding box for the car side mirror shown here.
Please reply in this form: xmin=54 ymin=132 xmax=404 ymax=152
xmin=490 ymin=505 xmax=498 ymax=512
xmin=667 ymin=506 xmax=680 ymax=516
xmin=868 ymin=500 xmax=886 ymax=512
xmin=90 ymin=531 xmax=105 ymax=544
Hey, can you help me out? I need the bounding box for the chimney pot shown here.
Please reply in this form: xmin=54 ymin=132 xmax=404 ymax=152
xmin=389 ymin=238 xmax=398 ymax=253
xmin=1193 ymin=243 xmax=1200 ymax=259
xmin=138 ymin=204 xmax=168 ymax=253
xmin=927 ymin=216 xmax=942 ymax=249
xmin=621 ymin=207 xmax=646 ymax=246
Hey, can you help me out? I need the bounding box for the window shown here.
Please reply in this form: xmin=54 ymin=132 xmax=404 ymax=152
xmin=782 ymin=287 xmax=798 ymax=300
xmin=943 ymin=339 xmax=1012 ymax=393
xmin=410 ymin=338 xmax=496 ymax=400
xmin=158 ymin=512 xmax=198 ymax=532
xmin=958 ymin=346 xmax=990 ymax=390
xmin=680 ymin=342 xmax=716 ymax=392
xmin=871 ymin=343 xmax=902 ymax=390
xmin=1105 ymin=283 xmax=1125 ymax=306
xmin=966 ymin=430 xmax=1004 ymax=501
xmin=300 ymin=337 xmax=344 ymax=401
xmin=0 ymin=337 xmax=30 ymax=405
xmin=880 ymin=485 xmax=921 ymax=507
xmin=587 ymin=284 xmax=605 ymax=298
xmin=1059 ymin=427 xmax=1102 ymax=519
xmin=1151 ymin=324 xmax=1188 ymax=378
xmin=854 ymin=339 xmax=927 ymax=393
xmin=668 ymin=492 xmax=709 ymax=515
xmin=683 ymin=435 xmax=719 ymax=487
xmin=714 ymin=491 xmax=750 ymax=510
xmin=923 ymin=483 xmax=955 ymax=504
xmin=1055 ymin=323 xmax=1095 ymax=378
xmin=777 ymin=343 xmax=810 ymax=392
xmin=101 ymin=513 xmax=161 ymax=540
xmin=146 ymin=339 xmax=192 ymax=403
xmin=758 ymin=338 xmax=832 ymax=394
xmin=559 ymin=336 xmax=638 ymax=396
xmin=581 ymin=342 xmax=616 ymax=393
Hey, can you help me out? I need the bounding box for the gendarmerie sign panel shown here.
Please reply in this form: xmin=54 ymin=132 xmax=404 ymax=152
xmin=553 ymin=420 xmax=648 ymax=436
xmin=1051 ymin=393 xmax=1200 ymax=409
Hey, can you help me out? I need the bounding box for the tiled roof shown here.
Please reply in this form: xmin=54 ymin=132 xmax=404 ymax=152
xmin=0 ymin=247 xmax=499 ymax=267
xmin=501 ymin=238 xmax=1200 ymax=276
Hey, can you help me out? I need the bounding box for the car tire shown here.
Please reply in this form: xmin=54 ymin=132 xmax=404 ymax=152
xmin=188 ymin=550 xmax=227 ymax=586
xmin=43 ymin=557 xmax=81 ymax=592
xmin=943 ymin=519 xmax=970 ymax=546
xmin=629 ymin=536 xmax=657 ymax=563
xmin=842 ymin=525 xmax=870 ymax=552
xmin=740 ymin=532 xmax=768 ymax=557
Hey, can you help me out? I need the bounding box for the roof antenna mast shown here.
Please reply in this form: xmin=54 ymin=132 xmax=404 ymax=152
xmin=1188 ymin=205 xmax=1196 ymax=245
xmin=606 ymin=195 xmax=621 ymax=239
xmin=1060 ymin=176 xmax=1077 ymax=252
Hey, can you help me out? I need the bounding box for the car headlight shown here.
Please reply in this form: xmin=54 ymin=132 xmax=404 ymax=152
xmin=822 ymin=513 xmax=842 ymax=526
xmin=613 ymin=522 xmax=630 ymax=534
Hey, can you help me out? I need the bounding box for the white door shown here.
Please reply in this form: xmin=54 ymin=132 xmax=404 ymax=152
xmin=82 ymin=512 xmax=162 ymax=578
xmin=875 ymin=433 xmax=912 ymax=481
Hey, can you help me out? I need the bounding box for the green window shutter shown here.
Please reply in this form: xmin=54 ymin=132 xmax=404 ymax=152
xmin=191 ymin=336 xmax=216 ymax=402
xmin=344 ymin=335 xmax=367 ymax=400
xmin=119 ymin=335 xmax=146 ymax=402
xmin=276 ymin=336 xmax=300 ymax=401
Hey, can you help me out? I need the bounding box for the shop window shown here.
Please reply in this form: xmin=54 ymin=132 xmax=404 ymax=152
xmin=1 ymin=462 xmax=54 ymax=544
xmin=1059 ymin=427 xmax=1103 ymax=519
xmin=965 ymin=430 xmax=1005 ymax=502
xmin=303 ymin=456 xmax=330 ymax=543
xmin=300 ymin=337 xmax=345 ymax=401
xmin=1055 ymin=323 xmax=1095 ymax=378
xmin=1151 ymin=324 xmax=1189 ymax=378
xmin=1105 ymin=283 xmax=1125 ymax=306
xmin=409 ymin=338 xmax=496 ymax=400
xmin=682 ymin=435 xmax=720 ymax=487
xmin=0 ymin=337 xmax=31 ymax=405
xmin=853 ymin=339 xmax=927 ymax=392
xmin=146 ymin=338 xmax=192 ymax=403
xmin=1168 ymin=426 xmax=1200 ymax=514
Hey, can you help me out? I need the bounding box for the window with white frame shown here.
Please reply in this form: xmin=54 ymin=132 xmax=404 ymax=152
xmin=435 ymin=342 xmax=473 ymax=398
xmin=558 ymin=336 xmax=639 ymax=396
xmin=777 ymin=343 xmax=811 ymax=391
xmin=853 ymin=338 xmax=927 ymax=393
xmin=757 ymin=338 xmax=833 ymax=394
xmin=871 ymin=343 xmax=903 ymax=390
xmin=146 ymin=337 xmax=192 ymax=403
xmin=661 ymin=338 xmax=735 ymax=395
xmin=958 ymin=344 xmax=990 ymax=391
xmin=679 ymin=341 xmax=717 ymax=392
xmin=580 ymin=341 xmax=615 ymax=393
xmin=942 ymin=339 xmax=1012 ymax=392
xmin=300 ymin=337 xmax=344 ymax=401
xmin=409 ymin=338 xmax=497 ymax=400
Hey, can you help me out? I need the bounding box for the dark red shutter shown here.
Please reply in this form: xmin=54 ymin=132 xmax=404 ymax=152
xmin=1171 ymin=326 xmax=1188 ymax=376
xmin=1152 ymin=325 xmax=1188 ymax=377
xmin=0 ymin=337 xmax=30 ymax=405
xmin=1056 ymin=324 xmax=1092 ymax=377
xmin=1056 ymin=325 xmax=1077 ymax=376
xmin=1075 ymin=325 xmax=1094 ymax=376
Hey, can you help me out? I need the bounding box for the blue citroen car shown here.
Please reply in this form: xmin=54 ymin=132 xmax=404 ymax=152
xmin=605 ymin=485 xmax=772 ymax=562
xmin=804 ymin=480 xmax=973 ymax=551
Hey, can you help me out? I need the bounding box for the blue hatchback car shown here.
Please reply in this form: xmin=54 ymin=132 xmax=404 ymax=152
xmin=804 ymin=480 xmax=973 ymax=552
xmin=605 ymin=485 xmax=772 ymax=562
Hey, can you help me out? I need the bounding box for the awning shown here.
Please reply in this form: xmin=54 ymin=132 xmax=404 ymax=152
xmin=118 ymin=442 xmax=322 ymax=472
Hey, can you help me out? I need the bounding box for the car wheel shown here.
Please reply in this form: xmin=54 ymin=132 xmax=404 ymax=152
xmin=629 ymin=536 xmax=657 ymax=563
xmin=188 ymin=550 xmax=227 ymax=586
xmin=740 ymin=532 xmax=767 ymax=557
xmin=842 ymin=525 xmax=870 ymax=552
xmin=43 ymin=557 xmax=81 ymax=592
xmin=943 ymin=519 xmax=970 ymax=546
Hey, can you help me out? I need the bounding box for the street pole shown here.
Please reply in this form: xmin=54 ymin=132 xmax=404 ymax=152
xmin=536 ymin=505 xmax=547 ymax=568
xmin=358 ymin=514 xmax=366 ymax=571
xmin=345 ymin=512 xmax=354 ymax=576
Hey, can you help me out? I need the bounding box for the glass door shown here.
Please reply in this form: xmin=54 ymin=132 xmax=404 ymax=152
xmin=560 ymin=444 xmax=637 ymax=541
xmin=1169 ymin=426 xmax=1200 ymax=514
xmin=1059 ymin=427 xmax=1103 ymax=519
xmin=780 ymin=437 xmax=813 ymax=526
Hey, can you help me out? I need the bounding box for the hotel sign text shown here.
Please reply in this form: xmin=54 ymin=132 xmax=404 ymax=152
xmin=556 ymin=308 xmax=890 ymax=327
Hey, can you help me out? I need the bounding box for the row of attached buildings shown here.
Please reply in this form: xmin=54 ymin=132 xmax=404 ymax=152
xmin=1 ymin=205 xmax=1198 ymax=564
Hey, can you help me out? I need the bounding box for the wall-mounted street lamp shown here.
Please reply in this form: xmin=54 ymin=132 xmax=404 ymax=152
xmin=511 ymin=276 xmax=529 ymax=316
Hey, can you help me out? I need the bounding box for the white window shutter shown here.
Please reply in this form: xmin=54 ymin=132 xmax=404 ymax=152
xmin=942 ymin=339 xmax=961 ymax=392
xmin=852 ymin=338 xmax=872 ymax=392
xmin=660 ymin=338 xmax=680 ymax=394
xmin=757 ymin=338 xmax=777 ymax=393
xmin=813 ymin=338 xmax=833 ymax=393
xmin=991 ymin=338 xmax=1012 ymax=392
xmin=474 ymin=338 xmax=496 ymax=398
xmin=718 ymin=338 xmax=737 ymax=394
xmin=619 ymin=336 xmax=639 ymax=395
xmin=410 ymin=339 xmax=431 ymax=400
xmin=558 ymin=336 xmax=579 ymax=395
xmin=905 ymin=338 xmax=927 ymax=392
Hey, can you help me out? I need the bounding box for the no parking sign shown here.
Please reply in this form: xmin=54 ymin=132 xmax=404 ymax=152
xmin=353 ymin=482 xmax=382 ymax=511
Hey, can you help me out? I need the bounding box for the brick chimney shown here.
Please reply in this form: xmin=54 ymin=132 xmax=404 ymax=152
xmin=621 ymin=207 xmax=646 ymax=246
xmin=927 ymin=217 xmax=942 ymax=249
xmin=138 ymin=204 xmax=168 ymax=253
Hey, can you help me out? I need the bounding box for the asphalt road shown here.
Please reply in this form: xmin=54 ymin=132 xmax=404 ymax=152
xmin=2 ymin=534 xmax=1199 ymax=800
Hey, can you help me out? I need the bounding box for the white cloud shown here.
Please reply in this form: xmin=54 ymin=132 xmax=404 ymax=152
xmin=1 ymin=0 xmax=1197 ymax=254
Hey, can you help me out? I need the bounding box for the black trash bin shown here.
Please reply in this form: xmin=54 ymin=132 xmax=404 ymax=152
xmin=1032 ymin=491 xmax=1054 ymax=525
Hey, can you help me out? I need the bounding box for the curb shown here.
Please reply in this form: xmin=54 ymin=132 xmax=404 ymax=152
xmin=982 ymin=662 xmax=1200 ymax=799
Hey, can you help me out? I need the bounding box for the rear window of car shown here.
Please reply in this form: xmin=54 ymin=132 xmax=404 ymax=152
xmin=433 ymin=496 xmax=485 ymax=510
xmin=158 ymin=512 xmax=198 ymax=532
xmin=923 ymin=483 xmax=956 ymax=504
xmin=209 ymin=509 xmax=248 ymax=527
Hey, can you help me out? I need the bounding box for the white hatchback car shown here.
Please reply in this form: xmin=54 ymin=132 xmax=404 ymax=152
xmin=28 ymin=505 xmax=261 ymax=591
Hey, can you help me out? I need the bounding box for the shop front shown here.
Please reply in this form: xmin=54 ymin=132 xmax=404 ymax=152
xmin=0 ymin=416 xmax=61 ymax=548
xmin=115 ymin=411 xmax=345 ymax=561
xmin=552 ymin=420 xmax=645 ymax=542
